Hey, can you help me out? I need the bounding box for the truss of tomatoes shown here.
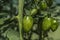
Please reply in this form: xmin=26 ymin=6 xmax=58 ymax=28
xmin=42 ymin=16 xmax=59 ymax=32
xmin=23 ymin=13 xmax=59 ymax=32
xmin=23 ymin=0 xmax=59 ymax=33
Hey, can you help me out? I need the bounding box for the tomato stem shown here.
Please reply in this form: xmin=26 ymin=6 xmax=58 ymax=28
xmin=17 ymin=0 xmax=24 ymax=40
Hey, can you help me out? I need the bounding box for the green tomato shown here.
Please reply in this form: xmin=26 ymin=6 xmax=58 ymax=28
xmin=23 ymin=15 xmax=33 ymax=32
xmin=40 ymin=0 xmax=47 ymax=10
xmin=31 ymin=8 xmax=37 ymax=16
xmin=42 ymin=17 xmax=52 ymax=31
xmin=51 ymin=18 xmax=58 ymax=31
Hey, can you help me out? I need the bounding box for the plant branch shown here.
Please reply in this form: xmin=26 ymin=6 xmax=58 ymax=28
xmin=17 ymin=0 xmax=24 ymax=40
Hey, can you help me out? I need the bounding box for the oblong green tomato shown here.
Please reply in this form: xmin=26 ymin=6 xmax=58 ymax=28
xmin=23 ymin=15 xmax=33 ymax=32
xmin=40 ymin=1 xmax=47 ymax=10
xmin=51 ymin=19 xmax=58 ymax=31
xmin=42 ymin=17 xmax=52 ymax=31
xmin=31 ymin=8 xmax=37 ymax=16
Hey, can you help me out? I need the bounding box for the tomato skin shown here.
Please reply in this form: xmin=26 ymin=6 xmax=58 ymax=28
xmin=31 ymin=8 xmax=37 ymax=16
xmin=23 ymin=15 xmax=33 ymax=32
xmin=40 ymin=0 xmax=47 ymax=10
xmin=51 ymin=18 xmax=58 ymax=32
xmin=42 ymin=17 xmax=52 ymax=31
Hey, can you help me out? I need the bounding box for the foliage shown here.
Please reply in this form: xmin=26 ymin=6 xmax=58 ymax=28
xmin=0 ymin=0 xmax=60 ymax=40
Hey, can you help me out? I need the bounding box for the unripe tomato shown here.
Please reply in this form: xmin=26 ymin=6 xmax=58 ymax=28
xmin=31 ymin=8 xmax=37 ymax=16
xmin=23 ymin=15 xmax=33 ymax=32
xmin=51 ymin=18 xmax=58 ymax=31
xmin=42 ymin=17 xmax=52 ymax=31
xmin=40 ymin=0 xmax=47 ymax=10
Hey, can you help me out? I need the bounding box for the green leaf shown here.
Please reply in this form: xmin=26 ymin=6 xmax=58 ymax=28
xmin=3 ymin=29 xmax=20 ymax=40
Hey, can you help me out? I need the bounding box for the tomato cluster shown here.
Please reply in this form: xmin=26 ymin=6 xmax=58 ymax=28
xmin=23 ymin=0 xmax=59 ymax=33
xmin=42 ymin=16 xmax=58 ymax=31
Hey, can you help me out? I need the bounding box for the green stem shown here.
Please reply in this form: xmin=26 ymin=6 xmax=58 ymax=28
xmin=17 ymin=0 xmax=24 ymax=40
